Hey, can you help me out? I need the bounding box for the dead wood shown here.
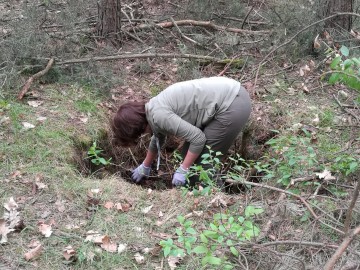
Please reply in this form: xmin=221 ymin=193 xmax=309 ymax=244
xmin=18 ymin=58 xmax=55 ymax=100
xmin=127 ymin=19 xmax=270 ymax=35
xmin=324 ymin=226 xmax=360 ymax=270
xmin=343 ymin=178 xmax=360 ymax=235
xmin=56 ymin=53 xmax=244 ymax=67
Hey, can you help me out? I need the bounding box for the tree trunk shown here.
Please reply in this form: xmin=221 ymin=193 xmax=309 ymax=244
xmin=324 ymin=0 xmax=353 ymax=31
xmin=97 ymin=0 xmax=122 ymax=45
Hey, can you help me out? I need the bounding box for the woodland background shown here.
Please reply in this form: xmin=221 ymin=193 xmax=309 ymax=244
xmin=0 ymin=0 xmax=360 ymax=269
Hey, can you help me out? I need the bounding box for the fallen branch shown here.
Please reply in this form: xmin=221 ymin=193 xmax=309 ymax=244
xmin=343 ymin=179 xmax=360 ymax=235
xmin=333 ymin=94 xmax=360 ymax=122
xmin=18 ymin=58 xmax=55 ymax=100
xmin=57 ymin=53 xmax=221 ymax=65
xmin=259 ymin=240 xmax=338 ymax=249
xmin=324 ymin=226 xmax=360 ymax=270
xmin=225 ymin=178 xmax=318 ymax=219
xmin=128 ymin=19 xmax=270 ymax=35
xmin=226 ymin=178 xmax=346 ymax=234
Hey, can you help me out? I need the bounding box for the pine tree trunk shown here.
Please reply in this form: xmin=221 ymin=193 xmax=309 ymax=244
xmin=97 ymin=0 xmax=122 ymax=45
xmin=324 ymin=0 xmax=353 ymax=31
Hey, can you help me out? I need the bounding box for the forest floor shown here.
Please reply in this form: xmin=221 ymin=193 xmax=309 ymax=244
xmin=1 ymin=1 xmax=360 ymax=270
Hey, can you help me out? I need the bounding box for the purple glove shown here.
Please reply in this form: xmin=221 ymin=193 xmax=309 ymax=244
xmin=131 ymin=163 xmax=151 ymax=183
xmin=172 ymin=165 xmax=188 ymax=186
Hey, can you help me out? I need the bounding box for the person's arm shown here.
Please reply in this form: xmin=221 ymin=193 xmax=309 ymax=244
xmin=181 ymin=150 xmax=200 ymax=170
xmin=143 ymin=149 xmax=157 ymax=167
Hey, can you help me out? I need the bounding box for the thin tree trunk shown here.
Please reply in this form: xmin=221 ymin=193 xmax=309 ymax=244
xmin=97 ymin=0 xmax=122 ymax=45
xmin=324 ymin=0 xmax=353 ymax=31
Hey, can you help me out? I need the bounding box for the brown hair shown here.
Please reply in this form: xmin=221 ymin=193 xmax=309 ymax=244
xmin=112 ymin=101 xmax=147 ymax=146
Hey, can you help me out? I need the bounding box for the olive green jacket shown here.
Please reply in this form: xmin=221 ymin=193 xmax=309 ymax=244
xmin=145 ymin=77 xmax=241 ymax=158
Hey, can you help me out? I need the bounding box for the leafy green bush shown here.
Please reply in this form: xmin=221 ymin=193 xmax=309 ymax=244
xmin=160 ymin=206 xmax=263 ymax=269
xmin=327 ymin=45 xmax=360 ymax=103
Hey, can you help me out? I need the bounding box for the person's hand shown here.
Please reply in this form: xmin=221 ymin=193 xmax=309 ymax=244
xmin=172 ymin=165 xmax=188 ymax=186
xmin=131 ymin=163 xmax=151 ymax=183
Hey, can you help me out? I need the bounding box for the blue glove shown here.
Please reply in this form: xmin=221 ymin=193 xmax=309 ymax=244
xmin=172 ymin=165 xmax=188 ymax=186
xmin=131 ymin=163 xmax=151 ymax=183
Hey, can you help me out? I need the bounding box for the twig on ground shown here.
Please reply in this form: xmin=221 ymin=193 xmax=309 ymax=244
xmin=225 ymin=178 xmax=318 ymax=219
xmin=127 ymin=19 xmax=270 ymax=35
xmin=169 ymin=17 xmax=202 ymax=47
xmin=218 ymin=55 xmax=239 ymax=76
xmin=324 ymin=226 xmax=360 ymax=270
xmin=241 ymin=6 xmax=254 ymax=29
xmin=333 ymin=94 xmax=360 ymax=122
xmin=56 ymin=53 xmax=222 ymax=65
xmin=127 ymin=148 xmax=138 ymax=165
xmin=18 ymin=58 xmax=54 ymax=100
xmin=258 ymin=240 xmax=338 ymax=249
xmin=343 ymin=178 xmax=360 ymax=235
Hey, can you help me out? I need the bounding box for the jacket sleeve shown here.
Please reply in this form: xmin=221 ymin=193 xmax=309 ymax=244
xmin=154 ymin=110 xmax=206 ymax=154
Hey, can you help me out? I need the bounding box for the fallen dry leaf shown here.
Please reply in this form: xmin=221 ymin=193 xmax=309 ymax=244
xmin=103 ymin=201 xmax=114 ymax=209
xmin=168 ymin=256 xmax=181 ymax=270
xmin=209 ymin=195 xmax=227 ymax=208
xmin=0 ymin=218 xmax=14 ymax=244
xmin=36 ymin=116 xmax=47 ymax=122
xmin=316 ymin=169 xmax=336 ymax=181
xmin=22 ymin=122 xmax=35 ymax=129
xmin=117 ymin=243 xmax=127 ymax=254
xmin=158 ymin=211 xmax=163 ymax=218
xmin=55 ymin=200 xmax=66 ymax=213
xmin=90 ymin=188 xmax=102 ymax=194
xmin=141 ymin=205 xmax=153 ymax=214
xmin=85 ymin=231 xmax=106 ymax=244
xmin=10 ymin=171 xmax=22 ymax=179
xmin=27 ymin=101 xmax=44 ymax=107
xmin=28 ymin=239 xmax=41 ymax=248
xmin=24 ymin=244 xmax=43 ymax=261
xmin=38 ymin=223 xmax=52 ymax=237
xmin=134 ymin=252 xmax=145 ymax=264
xmin=63 ymin=246 xmax=76 ymax=261
xmin=4 ymin=197 xmax=18 ymax=211
xmin=100 ymin=236 xmax=117 ymax=253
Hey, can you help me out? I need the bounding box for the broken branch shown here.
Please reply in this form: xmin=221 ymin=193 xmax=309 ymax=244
xmin=128 ymin=19 xmax=270 ymax=35
xmin=18 ymin=58 xmax=55 ymax=100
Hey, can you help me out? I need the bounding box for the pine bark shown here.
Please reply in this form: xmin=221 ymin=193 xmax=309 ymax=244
xmin=97 ymin=0 xmax=122 ymax=45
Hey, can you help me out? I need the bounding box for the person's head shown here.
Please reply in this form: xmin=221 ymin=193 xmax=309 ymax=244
xmin=112 ymin=101 xmax=148 ymax=147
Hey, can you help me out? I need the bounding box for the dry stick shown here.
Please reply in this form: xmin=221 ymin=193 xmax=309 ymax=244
xmin=324 ymin=226 xmax=360 ymax=270
xmin=343 ymin=179 xmax=360 ymax=235
xmin=228 ymin=179 xmax=346 ymax=234
xmin=218 ymin=55 xmax=239 ymax=76
xmin=333 ymin=94 xmax=360 ymax=122
xmin=17 ymin=58 xmax=54 ymax=100
xmin=254 ymin=12 xmax=360 ymax=88
xmin=129 ymin=19 xmax=270 ymax=34
xmin=169 ymin=17 xmax=201 ymax=46
xmin=225 ymin=178 xmax=318 ymax=219
xmin=259 ymin=240 xmax=338 ymax=249
xmin=57 ymin=53 xmax=221 ymax=65
xmin=241 ymin=6 xmax=254 ymax=29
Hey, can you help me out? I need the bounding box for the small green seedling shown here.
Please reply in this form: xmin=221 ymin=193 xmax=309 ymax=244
xmin=87 ymin=141 xmax=112 ymax=166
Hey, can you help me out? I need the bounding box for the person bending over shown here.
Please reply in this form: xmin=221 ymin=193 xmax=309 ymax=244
xmin=112 ymin=76 xmax=251 ymax=187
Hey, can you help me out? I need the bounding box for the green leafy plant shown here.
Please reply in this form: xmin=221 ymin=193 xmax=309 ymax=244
xmin=159 ymin=206 xmax=263 ymax=269
xmin=189 ymin=146 xmax=223 ymax=186
xmin=265 ymin=132 xmax=318 ymax=186
xmin=331 ymin=154 xmax=359 ymax=176
xmin=87 ymin=141 xmax=112 ymax=166
xmin=327 ymin=45 xmax=360 ymax=101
